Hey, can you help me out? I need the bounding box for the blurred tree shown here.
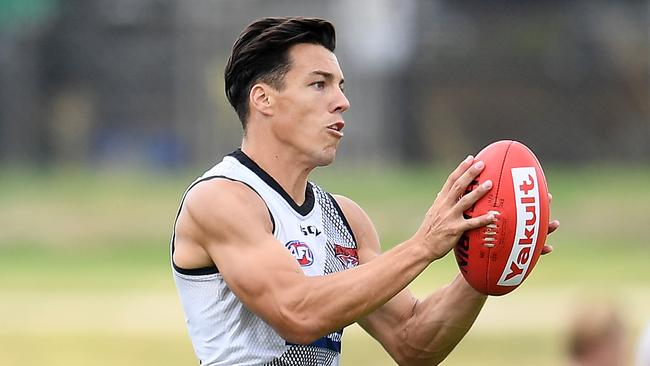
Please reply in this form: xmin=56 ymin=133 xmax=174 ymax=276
xmin=0 ymin=0 xmax=647 ymax=166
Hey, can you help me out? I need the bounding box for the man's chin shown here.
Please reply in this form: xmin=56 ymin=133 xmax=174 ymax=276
xmin=315 ymin=149 xmax=337 ymax=167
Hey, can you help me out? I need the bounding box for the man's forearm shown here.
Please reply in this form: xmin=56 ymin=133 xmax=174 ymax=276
xmin=283 ymin=238 xmax=435 ymax=343
xmin=400 ymin=274 xmax=487 ymax=365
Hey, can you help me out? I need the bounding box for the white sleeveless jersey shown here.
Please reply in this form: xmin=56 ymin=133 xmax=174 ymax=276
xmin=171 ymin=150 xmax=359 ymax=366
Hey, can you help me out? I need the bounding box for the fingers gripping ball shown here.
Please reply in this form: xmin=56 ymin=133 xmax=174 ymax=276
xmin=454 ymin=141 xmax=550 ymax=296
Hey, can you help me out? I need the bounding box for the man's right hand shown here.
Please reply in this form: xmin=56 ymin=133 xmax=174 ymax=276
xmin=414 ymin=155 xmax=497 ymax=261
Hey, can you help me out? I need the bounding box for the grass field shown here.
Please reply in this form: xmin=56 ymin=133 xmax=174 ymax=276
xmin=1 ymin=164 xmax=649 ymax=365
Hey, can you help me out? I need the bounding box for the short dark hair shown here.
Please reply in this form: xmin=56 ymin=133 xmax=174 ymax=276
xmin=224 ymin=17 xmax=336 ymax=128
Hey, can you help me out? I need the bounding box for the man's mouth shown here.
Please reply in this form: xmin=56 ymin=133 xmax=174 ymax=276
xmin=327 ymin=121 xmax=345 ymax=132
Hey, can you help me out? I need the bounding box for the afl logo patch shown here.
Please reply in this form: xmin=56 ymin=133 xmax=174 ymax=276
xmin=285 ymin=240 xmax=314 ymax=267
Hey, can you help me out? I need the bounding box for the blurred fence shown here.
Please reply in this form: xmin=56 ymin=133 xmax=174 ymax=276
xmin=0 ymin=0 xmax=648 ymax=168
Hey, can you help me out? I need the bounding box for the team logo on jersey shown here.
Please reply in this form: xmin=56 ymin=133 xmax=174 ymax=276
xmin=334 ymin=245 xmax=359 ymax=268
xmin=285 ymin=240 xmax=314 ymax=267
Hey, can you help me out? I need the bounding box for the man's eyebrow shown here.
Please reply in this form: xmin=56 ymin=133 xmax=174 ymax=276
xmin=311 ymin=70 xmax=345 ymax=84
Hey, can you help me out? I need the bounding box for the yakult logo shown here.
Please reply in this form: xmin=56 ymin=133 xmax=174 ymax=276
xmin=497 ymin=167 xmax=540 ymax=287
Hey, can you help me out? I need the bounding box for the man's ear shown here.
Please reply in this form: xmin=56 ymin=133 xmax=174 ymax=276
xmin=249 ymin=83 xmax=273 ymax=117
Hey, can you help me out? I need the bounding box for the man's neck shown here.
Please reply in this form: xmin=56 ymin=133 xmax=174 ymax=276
xmin=241 ymin=141 xmax=313 ymax=206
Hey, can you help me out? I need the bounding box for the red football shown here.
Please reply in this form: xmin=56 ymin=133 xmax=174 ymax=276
xmin=454 ymin=140 xmax=550 ymax=296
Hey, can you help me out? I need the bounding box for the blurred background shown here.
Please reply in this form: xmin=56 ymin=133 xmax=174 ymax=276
xmin=1 ymin=0 xmax=648 ymax=365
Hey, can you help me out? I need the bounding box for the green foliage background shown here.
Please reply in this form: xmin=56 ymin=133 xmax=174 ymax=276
xmin=1 ymin=165 xmax=649 ymax=365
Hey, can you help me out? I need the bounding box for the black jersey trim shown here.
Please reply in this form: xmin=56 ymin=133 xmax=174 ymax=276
xmin=228 ymin=149 xmax=315 ymax=216
xmin=171 ymin=175 xmax=276 ymax=276
xmin=174 ymin=265 xmax=220 ymax=276
xmin=326 ymin=192 xmax=358 ymax=244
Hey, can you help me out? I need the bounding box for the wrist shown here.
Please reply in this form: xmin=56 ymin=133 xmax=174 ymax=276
xmin=454 ymin=274 xmax=489 ymax=300
xmin=405 ymin=234 xmax=440 ymax=263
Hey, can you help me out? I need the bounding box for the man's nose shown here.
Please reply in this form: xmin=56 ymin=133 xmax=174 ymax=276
xmin=332 ymin=88 xmax=350 ymax=114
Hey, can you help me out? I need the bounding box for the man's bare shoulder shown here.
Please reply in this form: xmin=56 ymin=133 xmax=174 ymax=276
xmin=330 ymin=194 xmax=364 ymax=222
xmin=181 ymin=178 xmax=273 ymax=238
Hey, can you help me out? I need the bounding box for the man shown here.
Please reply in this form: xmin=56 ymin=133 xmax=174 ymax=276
xmin=567 ymin=302 xmax=628 ymax=366
xmin=171 ymin=17 xmax=558 ymax=365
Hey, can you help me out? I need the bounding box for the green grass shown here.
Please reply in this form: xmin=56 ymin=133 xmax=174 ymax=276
xmin=1 ymin=164 xmax=649 ymax=365
xmin=0 ymin=333 xmax=196 ymax=366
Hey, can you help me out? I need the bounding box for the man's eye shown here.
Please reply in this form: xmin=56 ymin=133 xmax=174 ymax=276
xmin=312 ymin=81 xmax=325 ymax=89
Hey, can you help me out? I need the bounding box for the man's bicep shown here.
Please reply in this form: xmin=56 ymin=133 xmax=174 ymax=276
xmin=183 ymin=180 xmax=307 ymax=326
xmin=210 ymin=230 xmax=307 ymax=311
